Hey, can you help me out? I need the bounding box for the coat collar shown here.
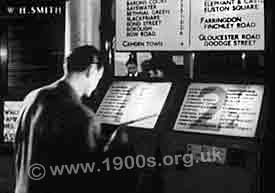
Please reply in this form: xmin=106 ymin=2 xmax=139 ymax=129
xmin=55 ymin=79 xmax=82 ymax=103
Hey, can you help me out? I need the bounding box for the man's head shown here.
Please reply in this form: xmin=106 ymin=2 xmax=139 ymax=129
xmin=141 ymin=60 xmax=165 ymax=78
xmin=64 ymin=45 xmax=104 ymax=97
xmin=125 ymin=53 xmax=138 ymax=77
xmin=141 ymin=52 xmax=176 ymax=79
xmin=126 ymin=62 xmax=138 ymax=76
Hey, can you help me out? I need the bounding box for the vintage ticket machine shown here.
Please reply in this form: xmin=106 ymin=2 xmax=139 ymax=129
xmin=96 ymin=79 xmax=172 ymax=151
xmin=159 ymin=81 xmax=266 ymax=193
xmin=95 ymin=77 xmax=175 ymax=192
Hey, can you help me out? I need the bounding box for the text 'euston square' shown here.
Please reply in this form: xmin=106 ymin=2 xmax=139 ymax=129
xmin=204 ymin=0 xmax=263 ymax=13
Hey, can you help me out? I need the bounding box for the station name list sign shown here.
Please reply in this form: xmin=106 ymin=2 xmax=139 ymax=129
xmin=116 ymin=0 xmax=190 ymax=50
xmin=191 ymin=0 xmax=264 ymax=50
xmin=173 ymin=83 xmax=264 ymax=137
xmin=116 ymin=0 xmax=264 ymax=51
xmin=96 ymin=81 xmax=171 ymax=129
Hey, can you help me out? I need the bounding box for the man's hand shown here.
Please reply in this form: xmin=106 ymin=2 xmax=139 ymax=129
xmin=87 ymin=115 xmax=102 ymax=151
xmin=103 ymin=126 xmax=129 ymax=152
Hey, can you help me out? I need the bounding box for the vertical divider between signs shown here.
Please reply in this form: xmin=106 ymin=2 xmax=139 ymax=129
xmin=188 ymin=0 xmax=192 ymax=49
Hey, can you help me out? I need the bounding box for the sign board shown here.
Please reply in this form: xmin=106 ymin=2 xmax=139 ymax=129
xmin=190 ymin=0 xmax=265 ymax=50
xmin=96 ymin=81 xmax=171 ymax=129
xmin=116 ymin=0 xmax=264 ymax=51
xmin=173 ymin=83 xmax=264 ymax=137
xmin=3 ymin=101 xmax=24 ymax=142
xmin=116 ymin=0 xmax=190 ymax=51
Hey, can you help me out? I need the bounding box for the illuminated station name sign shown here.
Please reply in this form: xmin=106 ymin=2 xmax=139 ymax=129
xmin=116 ymin=0 xmax=264 ymax=51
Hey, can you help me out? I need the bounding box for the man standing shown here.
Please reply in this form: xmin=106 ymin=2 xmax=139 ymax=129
xmin=125 ymin=52 xmax=139 ymax=77
xmin=14 ymin=45 xmax=105 ymax=193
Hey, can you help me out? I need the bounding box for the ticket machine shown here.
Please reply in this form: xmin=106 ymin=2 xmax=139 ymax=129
xmin=95 ymin=77 xmax=176 ymax=192
xmin=159 ymin=80 xmax=267 ymax=193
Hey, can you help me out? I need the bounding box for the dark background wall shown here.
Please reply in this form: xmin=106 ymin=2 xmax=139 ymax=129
xmin=0 ymin=5 xmax=65 ymax=193
xmin=6 ymin=16 xmax=65 ymax=100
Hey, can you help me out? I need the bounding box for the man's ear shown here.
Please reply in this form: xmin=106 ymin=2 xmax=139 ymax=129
xmin=85 ymin=64 xmax=96 ymax=77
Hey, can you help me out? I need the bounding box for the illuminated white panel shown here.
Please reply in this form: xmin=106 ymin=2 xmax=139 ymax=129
xmin=174 ymin=83 xmax=264 ymax=137
xmin=96 ymin=81 xmax=171 ymax=129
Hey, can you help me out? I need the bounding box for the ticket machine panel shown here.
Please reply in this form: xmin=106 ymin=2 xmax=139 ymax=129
xmin=96 ymin=81 xmax=172 ymax=129
xmin=173 ymin=83 xmax=264 ymax=137
xmin=160 ymin=82 xmax=265 ymax=193
xmin=95 ymin=80 xmax=172 ymax=156
xmin=95 ymin=80 xmax=173 ymax=192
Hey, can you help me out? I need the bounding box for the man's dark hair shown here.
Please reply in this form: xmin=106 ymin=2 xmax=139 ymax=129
xmin=125 ymin=52 xmax=137 ymax=67
xmin=141 ymin=53 xmax=176 ymax=78
xmin=66 ymin=45 xmax=103 ymax=73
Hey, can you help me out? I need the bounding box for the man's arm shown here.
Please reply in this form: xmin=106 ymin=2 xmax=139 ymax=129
xmin=86 ymin=114 xmax=129 ymax=153
xmin=86 ymin=114 xmax=102 ymax=151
